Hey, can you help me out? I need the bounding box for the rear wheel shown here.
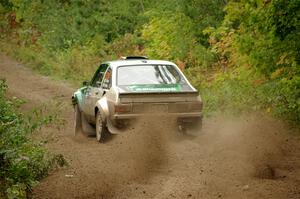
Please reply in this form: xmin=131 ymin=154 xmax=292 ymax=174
xmin=96 ymin=111 xmax=106 ymax=142
xmin=74 ymin=104 xmax=82 ymax=136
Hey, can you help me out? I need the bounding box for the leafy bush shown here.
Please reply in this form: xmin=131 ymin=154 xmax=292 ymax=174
xmin=0 ymin=80 xmax=65 ymax=199
xmin=203 ymin=0 xmax=300 ymax=122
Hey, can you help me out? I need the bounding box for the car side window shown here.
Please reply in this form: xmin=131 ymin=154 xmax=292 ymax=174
xmin=91 ymin=64 xmax=108 ymax=87
xmin=102 ymin=68 xmax=112 ymax=89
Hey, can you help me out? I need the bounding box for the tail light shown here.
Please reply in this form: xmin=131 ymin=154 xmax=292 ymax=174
xmin=114 ymin=104 xmax=132 ymax=113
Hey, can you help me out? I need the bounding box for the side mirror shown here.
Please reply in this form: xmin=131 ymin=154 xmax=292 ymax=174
xmin=82 ymin=81 xmax=90 ymax=86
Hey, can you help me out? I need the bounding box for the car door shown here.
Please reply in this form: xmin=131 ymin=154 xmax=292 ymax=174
xmin=85 ymin=64 xmax=108 ymax=118
xmin=99 ymin=67 xmax=113 ymax=116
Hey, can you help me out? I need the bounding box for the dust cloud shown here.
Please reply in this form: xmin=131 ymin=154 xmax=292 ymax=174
xmin=100 ymin=113 xmax=299 ymax=198
xmin=114 ymin=116 xmax=177 ymax=180
xmin=124 ymin=113 xmax=291 ymax=180
xmin=197 ymin=114 xmax=293 ymax=180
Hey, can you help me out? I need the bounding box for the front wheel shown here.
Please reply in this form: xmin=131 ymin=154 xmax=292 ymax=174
xmin=96 ymin=111 xmax=107 ymax=142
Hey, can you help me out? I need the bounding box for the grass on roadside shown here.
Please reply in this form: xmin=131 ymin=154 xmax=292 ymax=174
xmin=0 ymin=80 xmax=66 ymax=199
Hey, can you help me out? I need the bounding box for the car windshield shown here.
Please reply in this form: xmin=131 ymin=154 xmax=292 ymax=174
xmin=117 ymin=65 xmax=186 ymax=86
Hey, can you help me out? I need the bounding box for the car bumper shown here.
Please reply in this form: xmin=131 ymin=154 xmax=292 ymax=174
xmin=113 ymin=112 xmax=202 ymax=120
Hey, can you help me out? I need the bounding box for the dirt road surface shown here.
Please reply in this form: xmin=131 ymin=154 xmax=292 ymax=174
xmin=1 ymin=54 xmax=300 ymax=199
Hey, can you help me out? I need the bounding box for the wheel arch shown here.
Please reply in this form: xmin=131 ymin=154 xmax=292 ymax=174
xmin=95 ymin=97 xmax=109 ymax=122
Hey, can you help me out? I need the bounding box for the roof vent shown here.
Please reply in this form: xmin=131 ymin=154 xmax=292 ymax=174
xmin=120 ymin=56 xmax=148 ymax=60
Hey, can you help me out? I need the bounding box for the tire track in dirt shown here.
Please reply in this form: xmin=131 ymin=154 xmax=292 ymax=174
xmin=1 ymin=54 xmax=300 ymax=199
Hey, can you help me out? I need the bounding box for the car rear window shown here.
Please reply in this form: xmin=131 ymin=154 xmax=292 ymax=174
xmin=117 ymin=65 xmax=186 ymax=86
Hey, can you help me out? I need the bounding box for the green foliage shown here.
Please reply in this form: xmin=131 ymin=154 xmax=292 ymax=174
xmin=104 ymin=33 xmax=145 ymax=59
xmin=0 ymin=80 xmax=66 ymax=198
xmin=142 ymin=12 xmax=194 ymax=60
xmin=205 ymin=0 xmax=300 ymax=121
xmin=10 ymin=0 xmax=148 ymax=49
xmin=182 ymin=0 xmax=227 ymax=46
xmin=142 ymin=11 xmax=215 ymax=68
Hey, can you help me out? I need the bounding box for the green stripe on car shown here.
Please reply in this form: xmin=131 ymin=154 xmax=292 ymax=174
xmin=127 ymin=84 xmax=182 ymax=92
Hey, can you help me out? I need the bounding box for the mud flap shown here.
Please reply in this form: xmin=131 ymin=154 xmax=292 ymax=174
xmin=81 ymin=113 xmax=96 ymax=135
xmin=178 ymin=117 xmax=203 ymax=136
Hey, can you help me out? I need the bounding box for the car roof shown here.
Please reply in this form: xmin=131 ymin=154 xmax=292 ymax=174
xmin=104 ymin=59 xmax=176 ymax=69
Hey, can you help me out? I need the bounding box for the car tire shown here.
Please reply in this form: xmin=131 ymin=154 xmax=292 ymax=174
xmin=74 ymin=104 xmax=82 ymax=136
xmin=96 ymin=111 xmax=106 ymax=142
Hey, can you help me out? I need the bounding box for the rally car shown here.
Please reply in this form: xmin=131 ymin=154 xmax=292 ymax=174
xmin=72 ymin=56 xmax=203 ymax=142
